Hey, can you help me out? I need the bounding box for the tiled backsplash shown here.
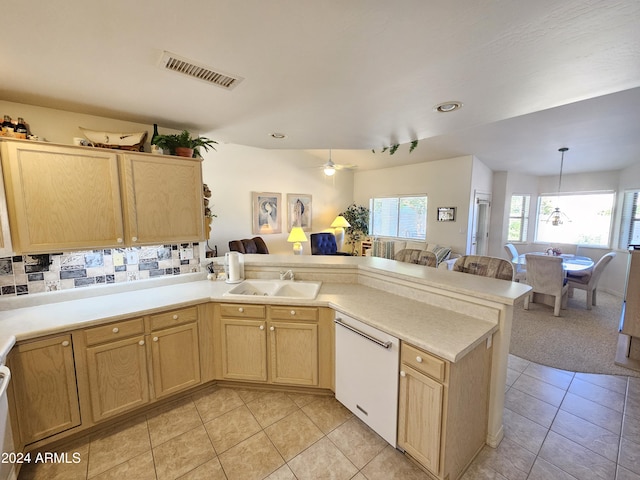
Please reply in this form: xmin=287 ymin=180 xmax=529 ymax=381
xmin=0 ymin=243 xmax=202 ymax=296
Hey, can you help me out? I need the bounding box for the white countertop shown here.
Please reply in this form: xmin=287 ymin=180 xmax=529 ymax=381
xmin=0 ymin=255 xmax=531 ymax=363
xmin=0 ymin=276 xmax=500 ymax=363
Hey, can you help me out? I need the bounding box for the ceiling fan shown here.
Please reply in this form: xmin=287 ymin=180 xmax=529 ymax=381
xmin=318 ymin=150 xmax=357 ymax=176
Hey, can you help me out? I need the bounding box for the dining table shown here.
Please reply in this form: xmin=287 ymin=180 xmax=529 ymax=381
xmin=517 ymin=253 xmax=595 ymax=273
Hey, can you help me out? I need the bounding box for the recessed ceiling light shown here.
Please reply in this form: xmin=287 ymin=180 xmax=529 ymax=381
xmin=433 ymin=101 xmax=463 ymax=113
xmin=270 ymin=132 xmax=287 ymax=139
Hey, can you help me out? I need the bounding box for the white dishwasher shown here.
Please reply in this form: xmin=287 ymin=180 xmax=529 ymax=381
xmin=334 ymin=313 xmax=399 ymax=446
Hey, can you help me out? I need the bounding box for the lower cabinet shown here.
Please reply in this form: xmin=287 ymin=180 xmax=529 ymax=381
xmin=8 ymin=334 xmax=81 ymax=445
xmin=77 ymin=306 xmax=202 ymax=424
xmin=397 ymin=340 xmax=492 ymax=480
xmin=215 ymin=303 xmax=330 ymax=388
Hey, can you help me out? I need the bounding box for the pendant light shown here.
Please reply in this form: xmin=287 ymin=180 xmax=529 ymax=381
xmin=547 ymin=147 xmax=570 ymax=226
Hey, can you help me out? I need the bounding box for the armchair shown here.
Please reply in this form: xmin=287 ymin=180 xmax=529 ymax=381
xmin=504 ymin=243 xmax=526 ymax=282
xmin=310 ymin=232 xmax=351 ymax=255
xmin=452 ymin=255 xmax=514 ymax=281
xmin=228 ymin=236 xmax=269 ymax=254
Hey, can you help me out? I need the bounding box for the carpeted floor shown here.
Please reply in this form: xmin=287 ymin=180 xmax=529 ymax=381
xmin=510 ymin=289 xmax=640 ymax=377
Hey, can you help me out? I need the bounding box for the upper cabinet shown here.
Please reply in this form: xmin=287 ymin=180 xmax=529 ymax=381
xmin=120 ymin=153 xmax=204 ymax=246
xmin=0 ymin=139 xmax=204 ymax=254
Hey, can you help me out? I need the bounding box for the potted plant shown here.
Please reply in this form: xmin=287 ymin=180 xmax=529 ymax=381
xmin=340 ymin=203 xmax=370 ymax=255
xmin=153 ymin=130 xmax=218 ymax=158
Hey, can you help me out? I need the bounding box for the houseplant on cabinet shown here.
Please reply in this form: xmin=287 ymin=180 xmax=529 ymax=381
xmin=340 ymin=203 xmax=370 ymax=255
xmin=153 ymin=130 xmax=218 ymax=158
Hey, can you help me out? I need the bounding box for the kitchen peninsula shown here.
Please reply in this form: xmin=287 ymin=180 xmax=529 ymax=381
xmin=0 ymin=254 xmax=530 ymax=479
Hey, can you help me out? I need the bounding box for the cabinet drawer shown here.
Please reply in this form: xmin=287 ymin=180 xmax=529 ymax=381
xmin=150 ymin=306 xmax=198 ymax=331
xmin=220 ymin=303 xmax=266 ymax=319
xmin=85 ymin=318 xmax=145 ymax=346
xmin=401 ymin=343 xmax=446 ymax=382
xmin=270 ymin=306 xmax=318 ymax=321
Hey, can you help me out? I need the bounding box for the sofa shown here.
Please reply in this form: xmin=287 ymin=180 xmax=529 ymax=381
xmin=228 ymin=236 xmax=269 ymax=254
xmin=368 ymin=238 xmax=458 ymax=268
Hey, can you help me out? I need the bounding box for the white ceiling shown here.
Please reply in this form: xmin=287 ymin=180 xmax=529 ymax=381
xmin=1 ymin=1 xmax=639 ymax=175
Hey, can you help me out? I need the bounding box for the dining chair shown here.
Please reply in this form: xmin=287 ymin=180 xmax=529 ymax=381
xmin=523 ymin=254 xmax=568 ymax=317
xmin=567 ymin=251 xmax=616 ymax=310
xmin=452 ymin=255 xmax=514 ymax=281
xmin=504 ymin=243 xmax=526 ymax=282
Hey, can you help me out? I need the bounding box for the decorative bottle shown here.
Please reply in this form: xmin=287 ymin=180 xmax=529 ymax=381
xmin=150 ymin=124 xmax=161 ymax=154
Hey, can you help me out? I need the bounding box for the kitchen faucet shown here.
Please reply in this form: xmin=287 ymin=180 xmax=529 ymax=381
xmin=279 ymin=270 xmax=294 ymax=281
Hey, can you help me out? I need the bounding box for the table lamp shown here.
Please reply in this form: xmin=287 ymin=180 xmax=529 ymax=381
xmin=330 ymin=215 xmax=351 ymax=251
xmin=287 ymin=227 xmax=308 ymax=255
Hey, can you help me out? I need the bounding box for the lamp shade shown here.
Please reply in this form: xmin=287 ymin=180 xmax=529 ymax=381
xmin=287 ymin=227 xmax=308 ymax=243
xmin=330 ymin=216 xmax=351 ymax=228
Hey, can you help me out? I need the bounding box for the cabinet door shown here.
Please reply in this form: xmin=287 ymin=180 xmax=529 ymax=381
xmin=9 ymin=335 xmax=81 ymax=444
xmin=120 ymin=153 xmax=204 ymax=245
xmin=0 ymin=141 xmax=124 ymax=253
xmin=220 ymin=318 xmax=267 ymax=382
xmin=269 ymin=322 xmax=318 ymax=386
xmin=86 ymin=335 xmax=150 ymax=422
xmin=150 ymin=323 xmax=201 ymax=398
xmin=397 ymin=364 xmax=443 ymax=475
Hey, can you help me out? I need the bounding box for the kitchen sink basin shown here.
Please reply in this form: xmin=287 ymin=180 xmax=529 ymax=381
xmin=223 ymin=280 xmax=321 ymax=300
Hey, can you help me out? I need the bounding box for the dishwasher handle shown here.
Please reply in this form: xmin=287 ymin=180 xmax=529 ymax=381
xmin=0 ymin=365 xmax=11 ymax=398
xmin=335 ymin=318 xmax=392 ymax=349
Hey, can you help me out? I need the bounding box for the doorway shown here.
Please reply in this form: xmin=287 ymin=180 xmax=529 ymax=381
xmin=471 ymin=193 xmax=491 ymax=256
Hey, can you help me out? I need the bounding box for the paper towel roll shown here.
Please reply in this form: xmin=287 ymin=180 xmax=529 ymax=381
xmin=227 ymin=253 xmax=241 ymax=283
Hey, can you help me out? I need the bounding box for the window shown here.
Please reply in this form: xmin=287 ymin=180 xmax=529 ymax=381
xmin=370 ymin=195 xmax=427 ymax=240
xmin=535 ymin=192 xmax=615 ymax=246
xmin=620 ymin=190 xmax=640 ymax=249
xmin=507 ymin=195 xmax=530 ymax=242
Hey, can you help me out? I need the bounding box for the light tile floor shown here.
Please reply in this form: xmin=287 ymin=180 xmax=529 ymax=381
xmin=17 ymin=355 xmax=640 ymax=480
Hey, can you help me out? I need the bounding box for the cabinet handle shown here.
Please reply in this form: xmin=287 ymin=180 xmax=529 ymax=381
xmin=259 ymin=325 xmax=265 ymax=330
xmin=270 ymin=326 xmax=275 ymax=331
xmin=138 ymin=340 xmax=145 ymax=346
xmin=400 ymin=370 xmax=406 ymax=377
xmin=132 ymin=236 xmax=138 ymax=242
xmin=290 ymin=310 xmax=296 ymax=315
xmin=117 ymin=237 xmax=123 ymax=244
xmin=153 ymin=337 xmax=159 ymax=342
xmin=112 ymin=327 xmax=119 ymax=333
xmin=238 ymin=307 xmax=244 ymax=313
xmin=416 ymin=356 xmax=423 ymax=363
xmin=61 ymin=340 xmax=70 ymax=347
xmin=172 ymin=314 xmax=179 ymax=320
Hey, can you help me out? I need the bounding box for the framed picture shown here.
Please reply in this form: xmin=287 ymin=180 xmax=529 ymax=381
xmin=287 ymin=194 xmax=312 ymax=231
xmin=252 ymin=192 xmax=282 ymax=234
xmin=437 ymin=207 xmax=456 ymax=222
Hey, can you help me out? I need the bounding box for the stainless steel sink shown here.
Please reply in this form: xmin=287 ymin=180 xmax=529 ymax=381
xmin=223 ymin=280 xmax=321 ymax=300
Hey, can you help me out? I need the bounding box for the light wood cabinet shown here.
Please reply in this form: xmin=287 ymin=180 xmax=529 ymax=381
xmin=120 ymin=153 xmax=204 ymax=245
xmin=397 ymin=340 xmax=492 ymax=480
xmin=0 ymin=139 xmax=205 ymax=253
xmin=76 ymin=306 xmax=202 ymax=424
xmin=0 ymin=140 xmax=124 ymax=253
xmin=215 ymin=303 xmax=330 ymax=388
xmin=150 ymin=321 xmax=201 ymax=398
xmin=8 ymin=335 xmax=81 ymax=445
xmin=220 ymin=317 xmax=268 ymax=382
xmin=0 ymin=158 xmax=14 ymax=256
xmin=85 ymin=333 xmax=150 ymax=422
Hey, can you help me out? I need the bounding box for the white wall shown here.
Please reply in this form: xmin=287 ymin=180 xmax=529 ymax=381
xmin=199 ymin=143 xmax=354 ymax=255
xmin=353 ymin=156 xmax=474 ymax=254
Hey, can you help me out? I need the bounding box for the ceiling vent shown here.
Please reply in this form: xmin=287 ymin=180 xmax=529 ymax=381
xmin=159 ymin=51 xmax=243 ymax=90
